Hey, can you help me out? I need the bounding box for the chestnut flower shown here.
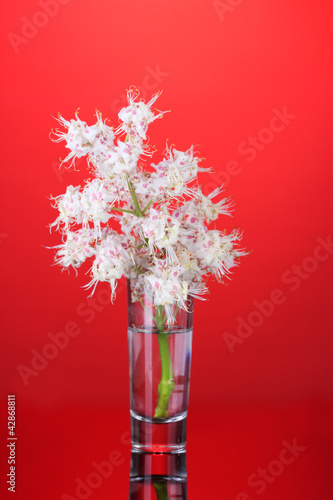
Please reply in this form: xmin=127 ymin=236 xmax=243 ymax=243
xmin=118 ymin=89 xmax=165 ymax=139
xmin=50 ymin=89 xmax=247 ymax=323
xmin=52 ymin=111 xmax=115 ymax=166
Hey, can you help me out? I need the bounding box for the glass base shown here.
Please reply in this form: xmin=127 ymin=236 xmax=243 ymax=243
xmin=130 ymin=410 xmax=187 ymax=452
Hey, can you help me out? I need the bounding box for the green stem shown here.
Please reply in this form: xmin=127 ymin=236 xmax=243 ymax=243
xmin=153 ymin=480 xmax=170 ymax=500
xmin=154 ymin=306 xmax=175 ymax=419
xmin=126 ymin=175 xmax=144 ymax=217
xmin=139 ymin=299 xmax=154 ymax=320
xmin=109 ymin=207 xmax=137 ymax=215
xmin=142 ymin=199 xmax=153 ymax=215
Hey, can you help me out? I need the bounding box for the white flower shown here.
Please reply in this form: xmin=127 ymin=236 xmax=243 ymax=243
xmin=54 ymin=228 xmax=95 ymax=269
xmin=52 ymin=111 xmax=115 ymax=169
xmin=141 ymin=209 xmax=179 ymax=262
xmin=141 ymin=208 xmax=168 ymax=252
xmin=195 ymin=229 xmax=245 ymax=280
xmin=85 ymin=233 xmax=130 ymax=301
xmin=80 ymin=179 xmax=115 ymax=235
xmin=144 ymin=272 xmax=188 ymax=323
xmin=151 ymin=146 xmax=210 ymax=199
xmin=50 ymin=89 xmax=247 ymax=313
xmin=177 ymin=186 xmax=233 ymax=225
xmin=87 ymin=115 xmax=115 ymax=168
xmin=176 ymin=246 xmax=202 ymax=282
xmin=169 ymin=146 xmax=202 ymax=182
xmin=50 ymin=185 xmax=83 ymax=230
xmin=52 ymin=113 xmax=89 ymax=164
xmin=200 ymin=186 xmax=234 ymax=221
xmin=118 ymin=89 xmax=165 ymax=139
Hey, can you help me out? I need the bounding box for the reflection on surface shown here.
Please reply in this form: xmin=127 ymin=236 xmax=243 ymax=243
xmin=129 ymin=449 xmax=187 ymax=499
xmin=129 ymin=477 xmax=187 ymax=500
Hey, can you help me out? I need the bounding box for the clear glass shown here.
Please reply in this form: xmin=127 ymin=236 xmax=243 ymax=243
xmin=128 ymin=280 xmax=194 ymax=452
xmin=129 ymin=476 xmax=187 ymax=500
xmin=130 ymin=449 xmax=187 ymax=479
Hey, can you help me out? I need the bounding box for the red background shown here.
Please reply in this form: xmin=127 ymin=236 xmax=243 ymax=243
xmin=1 ymin=0 xmax=333 ymax=498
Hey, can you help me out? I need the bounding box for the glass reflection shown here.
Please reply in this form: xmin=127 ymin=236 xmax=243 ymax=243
xmin=129 ymin=450 xmax=187 ymax=499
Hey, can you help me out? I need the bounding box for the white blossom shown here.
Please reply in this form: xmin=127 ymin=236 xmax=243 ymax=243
xmin=118 ymin=89 xmax=165 ymax=139
xmin=50 ymin=89 xmax=247 ymax=322
xmin=80 ymin=179 xmax=115 ymax=235
xmin=52 ymin=111 xmax=115 ymax=166
xmin=54 ymin=228 xmax=96 ymax=269
xmin=50 ymin=185 xmax=83 ymax=230
xmin=85 ymin=233 xmax=131 ymax=301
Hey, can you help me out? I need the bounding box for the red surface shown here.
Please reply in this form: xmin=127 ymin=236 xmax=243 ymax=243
xmin=0 ymin=0 xmax=332 ymax=498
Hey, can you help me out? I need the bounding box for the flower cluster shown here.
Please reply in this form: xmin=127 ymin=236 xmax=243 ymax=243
xmin=50 ymin=89 xmax=246 ymax=322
